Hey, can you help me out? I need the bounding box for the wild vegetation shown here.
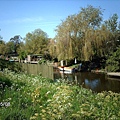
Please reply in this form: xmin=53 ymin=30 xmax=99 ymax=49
xmin=0 ymin=70 xmax=120 ymax=120
xmin=0 ymin=5 xmax=120 ymax=69
xmin=0 ymin=59 xmax=21 ymax=72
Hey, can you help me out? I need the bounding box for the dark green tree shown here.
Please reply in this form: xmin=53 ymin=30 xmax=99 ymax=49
xmin=106 ymin=47 xmax=120 ymax=72
xmin=103 ymin=14 xmax=120 ymax=58
xmin=10 ymin=35 xmax=22 ymax=53
xmin=17 ymin=42 xmax=27 ymax=60
xmin=0 ymin=40 xmax=6 ymax=55
xmin=24 ymin=29 xmax=48 ymax=55
xmin=5 ymin=41 xmax=15 ymax=54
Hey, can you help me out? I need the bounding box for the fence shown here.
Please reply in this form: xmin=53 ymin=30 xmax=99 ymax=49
xmin=21 ymin=63 xmax=54 ymax=80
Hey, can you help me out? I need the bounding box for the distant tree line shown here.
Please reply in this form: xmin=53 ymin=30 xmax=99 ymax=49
xmin=0 ymin=29 xmax=49 ymax=60
xmin=0 ymin=5 xmax=120 ymax=71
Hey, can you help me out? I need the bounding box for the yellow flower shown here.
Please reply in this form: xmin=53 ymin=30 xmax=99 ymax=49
xmin=53 ymin=109 xmax=58 ymax=113
xmin=39 ymin=106 xmax=43 ymax=108
xmin=42 ymin=118 xmax=47 ymax=120
xmin=42 ymin=109 xmax=46 ymax=113
xmin=105 ymin=95 xmax=110 ymax=101
xmin=34 ymin=113 xmax=38 ymax=116
xmin=113 ymin=97 xmax=118 ymax=101
xmin=113 ymin=103 xmax=117 ymax=107
xmin=72 ymin=113 xmax=80 ymax=118
xmin=30 ymin=116 xmax=36 ymax=120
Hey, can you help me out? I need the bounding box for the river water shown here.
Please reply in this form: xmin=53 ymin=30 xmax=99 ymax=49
xmin=54 ymin=69 xmax=120 ymax=93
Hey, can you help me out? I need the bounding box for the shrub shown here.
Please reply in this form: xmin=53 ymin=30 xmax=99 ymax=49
xmin=106 ymin=47 xmax=120 ymax=72
xmin=0 ymin=59 xmax=22 ymax=72
xmin=38 ymin=58 xmax=47 ymax=64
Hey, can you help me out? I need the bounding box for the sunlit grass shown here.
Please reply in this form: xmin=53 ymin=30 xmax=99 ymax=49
xmin=0 ymin=69 xmax=120 ymax=119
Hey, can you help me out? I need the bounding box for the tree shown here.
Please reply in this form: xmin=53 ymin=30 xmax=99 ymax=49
xmin=24 ymin=29 xmax=48 ymax=55
xmin=79 ymin=5 xmax=103 ymax=61
xmin=55 ymin=18 xmax=73 ymax=61
xmin=80 ymin=5 xmax=103 ymax=29
xmin=55 ymin=5 xmax=103 ymax=61
xmin=5 ymin=41 xmax=15 ymax=54
xmin=104 ymin=14 xmax=119 ymax=54
xmin=48 ymin=38 xmax=57 ymax=59
xmin=104 ymin=14 xmax=118 ymax=33
xmin=0 ymin=36 xmax=2 ymax=41
xmin=10 ymin=35 xmax=22 ymax=53
xmin=0 ymin=40 xmax=6 ymax=55
xmin=106 ymin=47 xmax=120 ymax=72
xmin=17 ymin=42 xmax=27 ymax=60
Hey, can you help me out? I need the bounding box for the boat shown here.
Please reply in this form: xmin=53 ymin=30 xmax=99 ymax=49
xmin=58 ymin=66 xmax=76 ymax=73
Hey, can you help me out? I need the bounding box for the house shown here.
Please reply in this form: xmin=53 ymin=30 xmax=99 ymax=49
xmin=26 ymin=54 xmax=42 ymax=63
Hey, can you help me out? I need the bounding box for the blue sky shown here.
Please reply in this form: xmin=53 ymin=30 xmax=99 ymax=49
xmin=0 ymin=0 xmax=120 ymax=42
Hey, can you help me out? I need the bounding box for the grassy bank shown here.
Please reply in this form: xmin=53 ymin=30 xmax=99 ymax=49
xmin=0 ymin=69 xmax=120 ymax=120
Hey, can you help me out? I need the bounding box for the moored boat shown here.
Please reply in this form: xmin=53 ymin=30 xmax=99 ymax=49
xmin=58 ymin=66 xmax=76 ymax=73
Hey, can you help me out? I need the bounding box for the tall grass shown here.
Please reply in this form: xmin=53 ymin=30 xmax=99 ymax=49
xmin=0 ymin=69 xmax=120 ymax=120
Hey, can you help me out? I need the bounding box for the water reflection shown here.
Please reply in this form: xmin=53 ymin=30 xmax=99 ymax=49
xmin=84 ymin=79 xmax=100 ymax=89
xmin=54 ymin=69 xmax=120 ymax=93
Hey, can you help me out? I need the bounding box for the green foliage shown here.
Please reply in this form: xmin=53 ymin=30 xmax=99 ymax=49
xmin=0 ymin=40 xmax=6 ymax=55
xmin=19 ymin=51 xmax=27 ymax=60
xmin=80 ymin=5 xmax=103 ymax=28
xmin=9 ymin=35 xmax=22 ymax=54
xmin=8 ymin=62 xmax=22 ymax=72
xmin=48 ymin=38 xmax=57 ymax=60
xmin=38 ymin=58 xmax=47 ymax=64
xmin=17 ymin=42 xmax=27 ymax=60
xmin=55 ymin=5 xmax=120 ymax=63
xmin=55 ymin=5 xmax=104 ymax=61
xmin=24 ymin=29 xmax=48 ymax=55
xmin=106 ymin=47 xmax=120 ymax=72
xmin=0 ymin=59 xmax=22 ymax=72
xmin=0 ymin=70 xmax=120 ymax=120
xmin=104 ymin=14 xmax=118 ymax=32
xmin=0 ymin=35 xmax=3 ymax=40
xmin=5 ymin=41 xmax=15 ymax=54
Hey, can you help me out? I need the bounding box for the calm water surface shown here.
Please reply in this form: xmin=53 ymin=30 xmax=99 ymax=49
xmin=54 ymin=69 xmax=120 ymax=93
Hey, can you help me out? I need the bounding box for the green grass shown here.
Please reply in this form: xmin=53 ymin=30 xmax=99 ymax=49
xmin=0 ymin=69 xmax=120 ymax=120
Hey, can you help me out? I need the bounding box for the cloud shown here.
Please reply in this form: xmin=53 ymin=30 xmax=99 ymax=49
xmin=0 ymin=17 xmax=43 ymax=24
xmin=0 ymin=15 xmax=66 ymax=25
xmin=23 ymin=21 xmax=61 ymax=28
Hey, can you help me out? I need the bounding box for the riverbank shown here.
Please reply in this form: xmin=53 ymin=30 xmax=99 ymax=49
xmin=91 ymin=69 xmax=120 ymax=80
xmin=107 ymin=72 xmax=120 ymax=80
xmin=1 ymin=69 xmax=120 ymax=119
xmin=107 ymin=72 xmax=120 ymax=77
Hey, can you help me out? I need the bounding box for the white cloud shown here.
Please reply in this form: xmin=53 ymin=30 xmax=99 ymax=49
xmin=0 ymin=15 xmax=66 ymax=25
xmin=0 ymin=17 xmax=43 ymax=24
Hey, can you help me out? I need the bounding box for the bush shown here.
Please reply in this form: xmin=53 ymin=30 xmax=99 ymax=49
xmin=38 ymin=58 xmax=47 ymax=64
xmin=0 ymin=59 xmax=22 ymax=72
xmin=106 ymin=47 xmax=120 ymax=72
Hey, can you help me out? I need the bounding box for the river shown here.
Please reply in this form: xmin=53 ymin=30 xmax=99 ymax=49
xmin=54 ymin=69 xmax=120 ymax=93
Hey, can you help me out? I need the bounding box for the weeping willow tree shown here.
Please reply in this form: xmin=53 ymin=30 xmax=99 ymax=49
xmin=95 ymin=25 xmax=113 ymax=56
xmin=48 ymin=38 xmax=57 ymax=59
xmin=77 ymin=5 xmax=103 ymax=61
xmin=55 ymin=5 xmax=119 ymax=63
xmin=55 ymin=16 xmax=75 ymax=61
